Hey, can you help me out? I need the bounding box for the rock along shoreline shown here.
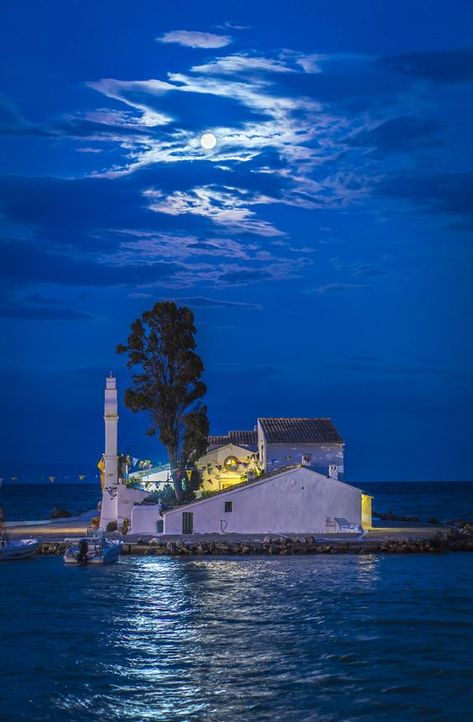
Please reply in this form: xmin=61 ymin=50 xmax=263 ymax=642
xmin=37 ymin=532 xmax=473 ymax=557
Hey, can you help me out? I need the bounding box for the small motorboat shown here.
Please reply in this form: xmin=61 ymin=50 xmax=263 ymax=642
xmin=63 ymin=536 xmax=122 ymax=565
xmin=0 ymin=537 xmax=39 ymax=561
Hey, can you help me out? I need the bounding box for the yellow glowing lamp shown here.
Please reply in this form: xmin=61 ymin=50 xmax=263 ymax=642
xmin=224 ymin=455 xmax=239 ymax=471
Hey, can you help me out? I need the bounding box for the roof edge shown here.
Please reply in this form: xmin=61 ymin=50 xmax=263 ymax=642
xmin=164 ymin=466 xmax=362 ymax=514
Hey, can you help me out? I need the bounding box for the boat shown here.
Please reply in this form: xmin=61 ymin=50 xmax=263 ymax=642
xmin=63 ymin=537 xmax=122 ymax=565
xmin=0 ymin=537 xmax=39 ymax=561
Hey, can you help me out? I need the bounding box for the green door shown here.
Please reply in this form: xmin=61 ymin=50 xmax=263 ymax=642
xmin=182 ymin=511 xmax=193 ymax=534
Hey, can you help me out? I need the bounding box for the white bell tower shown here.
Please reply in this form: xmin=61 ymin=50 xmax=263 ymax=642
xmin=99 ymin=374 xmax=119 ymax=529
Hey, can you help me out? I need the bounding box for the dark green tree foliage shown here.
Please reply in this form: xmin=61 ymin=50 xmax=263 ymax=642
xmin=117 ymin=301 xmax=209 ymax=501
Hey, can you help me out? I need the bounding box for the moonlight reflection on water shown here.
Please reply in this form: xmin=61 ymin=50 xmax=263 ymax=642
xmin=1 ymin=554 xmax=472 ymax=721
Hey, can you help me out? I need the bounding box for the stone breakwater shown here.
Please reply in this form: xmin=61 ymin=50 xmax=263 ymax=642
xmin=36 ymin=532 xmax=473 ymax=557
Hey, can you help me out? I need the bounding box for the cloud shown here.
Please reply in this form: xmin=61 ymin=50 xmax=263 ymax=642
xmin=0 ymin=94 xmax=52 ymax=137
xmin=143 ymin=186 xmax=284 ymax=236
xmin=85 ymin=50 xmax=358 ymax=182
xmin=306 ymin=283 xmax=367 ymax=294
xmin=85 ymin=72 xmax=327 ymax=177
xmin=0 ymin=305 xmax=95 ymax=320
xmin=0 ymin=231 xmax=305 ymax=291
xmin=212 ymin=262 xmax=305 ymax=286
xmin=82 ymin=51 xmax=422 ymax=233
xmin=382 ymin=47 xmax=473 ymax=84
xmin=190 ymin=54 xmax=299 ymax=76
xmin=103 ymin=229 xmax=259 ymax=262
xmin=128 ymin=291 xmax=153 ymax=299
xmin=0 ymin=240 xmax=182 ymax=287
xmin=1 ymin=42 xmax=467 ymax=304
xmin=214 ymin=268 xmax=272 ymax=284
xmin=157 ymin=30 xmax=231 ymax=49
xmin=328 ymin=258 xmax=387 ymax=277
xmin=82 ymin=49 xmax=426 ymax=232
xmin=86 ymin=79 xmax=174 ymax=128
xmin=0 ymin=289 xmax=96 ymax=320
xmin=348 ymin=116 xmax=442 ymax=154
xmin=216 ymin=22 xmax=252 ymax=31
xmin=169 ymin=297 xmax=262 ymax=310
xmin=352 ymin=265 xmax=387 ymax=277
xmin=378 ymin=171 xmax=473 ymax=228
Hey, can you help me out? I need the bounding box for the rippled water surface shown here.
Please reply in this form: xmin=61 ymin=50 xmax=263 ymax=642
xmin=1 ymin=554 xmax=473 ymax=722
xmin=2 ymin=482 xmax=473 ymax=522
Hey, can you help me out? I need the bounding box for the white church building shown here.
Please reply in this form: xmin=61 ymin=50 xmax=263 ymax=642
xmin=207 ymin=418 xmax=344 ymax=479
xmin=134 ymin=466 xmax=365 ymax=536
xmin=98 ymin=375 xmax=372 ymax=535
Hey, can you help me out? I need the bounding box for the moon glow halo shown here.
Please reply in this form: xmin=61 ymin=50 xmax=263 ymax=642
xmin=200 ymin=132 xmax=217 ymax=149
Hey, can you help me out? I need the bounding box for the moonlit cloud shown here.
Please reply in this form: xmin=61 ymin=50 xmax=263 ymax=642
xmin=217 ymin=22 xmax=252 ymax=31
xmin=306 ymin=283 xmax=368 ymax=294
xmin=176 ymin=296 xmax=262 ymax=310
xmin=157 ymin=30 xmax=231 ymax=48
xmin=102 ymin=230 xmax=258 ymax=262
xmin=86 ymin=79 xmax=174 ymax=126
xmin=85 ymin=52 xmax=368 ymax=232
xmin=2 ymin=36 xmax=468 ymax=295
xmin=143 ymin=186 xmax=284 ymax=236
xmin=190 ymin=53 xmax=299 ymax=75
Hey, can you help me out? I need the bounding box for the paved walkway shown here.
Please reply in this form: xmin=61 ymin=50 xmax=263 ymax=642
xmin=6 ymin=511 xmax=95 ymax=539
xmin=7 ymin=516 xmax=451 ymax=543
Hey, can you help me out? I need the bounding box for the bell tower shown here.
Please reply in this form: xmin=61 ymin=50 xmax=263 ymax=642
xmin=99 ymin=374 xmax=119 ymax=529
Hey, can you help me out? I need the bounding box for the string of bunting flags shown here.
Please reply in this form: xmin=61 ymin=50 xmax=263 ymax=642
xmin=1 ymin=452 xmax=265 ymax=486
xmin=129 ymin=456 xmax=154 ymax=470
xmin=2 ymin=472 xmax=101 ymax=483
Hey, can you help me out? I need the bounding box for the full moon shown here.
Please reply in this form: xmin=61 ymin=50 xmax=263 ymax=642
xmin=200 ymin=132 xmax=217 ymax=150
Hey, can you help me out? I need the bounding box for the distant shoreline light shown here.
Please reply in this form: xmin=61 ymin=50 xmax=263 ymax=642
xmin=200 ymin=132 xmax=217 ymax=150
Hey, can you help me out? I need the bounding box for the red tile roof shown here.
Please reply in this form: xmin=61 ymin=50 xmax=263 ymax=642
xmin=259 ymin=418 xmax=343 ymax=444
xmin=207 ymin=430 xmax=257 ymax=450
xmin=229 ymin=430 xmax=257 ymax=447
xmin=207 ymin=435 xmax=230 ymax=448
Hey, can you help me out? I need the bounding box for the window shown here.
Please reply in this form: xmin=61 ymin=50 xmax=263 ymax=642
xmin=224 ymin=501 xmax=233 ymax=513
xmin=182 ymin=511 xmax=193 ymax=534
xmin=223 ymin=455 xmax=239 ymax=471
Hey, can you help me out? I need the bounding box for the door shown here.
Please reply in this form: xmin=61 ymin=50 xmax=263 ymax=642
xmin=361 ymin=494 xmax=373 ymax=530
xmin=182 ymin=511 xmax=193 ymax=534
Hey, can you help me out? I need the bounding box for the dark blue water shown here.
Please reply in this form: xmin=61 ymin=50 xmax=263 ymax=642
xmin=0 ymin=484 xmax=101 ymax=520
xmin=1 ymin=554 xmax=472 ymax=722
xmin=1 ymin=482 xmax=472 ymax=522
xmin=361 ymin=481 xmax=473 ymax=522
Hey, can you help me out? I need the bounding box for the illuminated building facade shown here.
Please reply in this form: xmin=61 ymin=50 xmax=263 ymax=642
xmin=163 ymin=466 xmax=367 ymax=535
xmin=196 ymin=443 xmax=261 ymax=493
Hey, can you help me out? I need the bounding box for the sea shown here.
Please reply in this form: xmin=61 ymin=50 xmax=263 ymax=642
xmin=1 ymin=482 xmax=472 ymax=722
xmin=1 ymin=481 xmax=473 ymax=523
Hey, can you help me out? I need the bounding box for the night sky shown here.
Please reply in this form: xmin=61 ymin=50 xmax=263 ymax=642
xmin=1 ymin=0 xmax=472 ymax=481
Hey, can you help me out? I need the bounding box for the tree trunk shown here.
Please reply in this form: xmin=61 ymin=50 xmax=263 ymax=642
xmin=168 ymin=449 xmax=183 ymax=502
xmin=172 ymin=471 xmax=183 ymax=502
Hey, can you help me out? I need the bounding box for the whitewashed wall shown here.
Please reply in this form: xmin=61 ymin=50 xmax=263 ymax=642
xmin=117 ymin=485 xmax=148 ymax=524
xmin=263 ymin=442 xmax=344 ymax=477
xmin=163 ymin=468 xmax=361 ymax=535
xmin=256 ymin=421 xmax=344 ymax=476
xmin=131 ymin=504 xmax=163 ymax=535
